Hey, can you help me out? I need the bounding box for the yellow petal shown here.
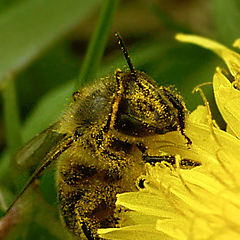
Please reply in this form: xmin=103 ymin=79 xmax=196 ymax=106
xmin=116 ymin=192 xmax=177 ymax=219
xmin=176 ymin=33 xmax=240 ymax=78
xmin=188 ymin=105 xmax=208 ymax=125
xmin=148 ymin=119 xmax=240 ymax=167
xmin=213 ymin=67 xmax=240 ymax=138
xmin=98 ymin=224 xmax=169 ymax=240
xmin=156 ymin=219 xmax=187 ymax=240
xmin=233 ymin=38 xmax=240 ymax=49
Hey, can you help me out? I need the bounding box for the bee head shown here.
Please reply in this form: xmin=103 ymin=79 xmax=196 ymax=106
xmin=115 ymin=70 xmax=181 ymax=137
xmin=114 ymin=33 xmax=186 ymax=137
xmin=60 ymin=34 xmax=188 ymax=143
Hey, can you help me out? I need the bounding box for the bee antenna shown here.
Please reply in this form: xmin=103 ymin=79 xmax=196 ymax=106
xmin=115 ymin=32 xmax=137 ymax=77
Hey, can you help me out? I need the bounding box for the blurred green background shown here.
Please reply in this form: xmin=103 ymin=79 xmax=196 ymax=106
xmin=0 ymin=0 xmax=240 ymax=239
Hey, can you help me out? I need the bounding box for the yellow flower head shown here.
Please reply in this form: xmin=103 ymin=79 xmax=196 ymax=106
xmin=99 ymin=34 xmax=240 ymax=240
xmin=176 ymin=33 xmax=240 ymax=138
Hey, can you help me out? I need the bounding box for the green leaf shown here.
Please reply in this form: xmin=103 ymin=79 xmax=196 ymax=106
xmin=2 ymin=77 xmax=22 ymax=154
xmin=0 ymin=0 xmax=100 ymax=86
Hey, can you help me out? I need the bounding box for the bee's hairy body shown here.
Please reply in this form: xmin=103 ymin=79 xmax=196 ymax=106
xmin=57 ymin=130 xmax=143 ymax=240
xmin=55 ymin=70 xmax=189 ymax=239
xmin=3 ymin=34 xmax=199 ymax=240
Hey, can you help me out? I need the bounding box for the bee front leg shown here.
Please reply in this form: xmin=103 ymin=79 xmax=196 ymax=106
xmin=107 ymin=69 xmax=125 ymax=131
xmin=143 ymin=154 xmax=200 ymax=168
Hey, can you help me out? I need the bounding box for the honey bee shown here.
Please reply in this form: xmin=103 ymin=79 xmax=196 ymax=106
xmin=3 ymin=33 xmax=197 ymax=240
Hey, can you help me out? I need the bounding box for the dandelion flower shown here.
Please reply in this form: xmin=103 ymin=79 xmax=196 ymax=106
xmin=98 ymin=35 xmax=240 ymax=240
xmin=176 ymin=33 xmax=240 ymax=137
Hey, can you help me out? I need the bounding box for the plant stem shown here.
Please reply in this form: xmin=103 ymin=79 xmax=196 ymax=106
xmin=76 ymin=0 xmax=120 ymax=89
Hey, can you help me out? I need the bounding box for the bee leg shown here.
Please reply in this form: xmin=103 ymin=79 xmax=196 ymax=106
xmin=161 ymin=88 xmax=192 ymax=146
xmin=176 ymin=109 xmax=192 ymax=147
xmin=143 ymin=154 xmax=200 ymax=168
xmin=107 ymin=69 xmax=125 ymax=131
xmin=143 ymin=155 xmax=176 ymax=166
xmin=115 ymin=69 xmax=123 ymax=88
xmin=75 ymin=216 xmax=99 ymax=240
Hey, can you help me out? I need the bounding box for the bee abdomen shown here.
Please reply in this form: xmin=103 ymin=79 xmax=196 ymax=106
xmin=58 ymin=187 xmax=85 ymax=231
xmin=58 ymin=181 xmax=119 ymax=240
xmin=57 ymin=162 xmax=122 ymax=239
xmin=60 ymin=164 xmax=97 ymax=185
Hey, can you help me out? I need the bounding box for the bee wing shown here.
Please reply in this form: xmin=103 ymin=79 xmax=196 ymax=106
xmin=14 ymin=122 xmax=64 ymax=168
xmin=5 ymin=123 xmax=74 ymax=217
